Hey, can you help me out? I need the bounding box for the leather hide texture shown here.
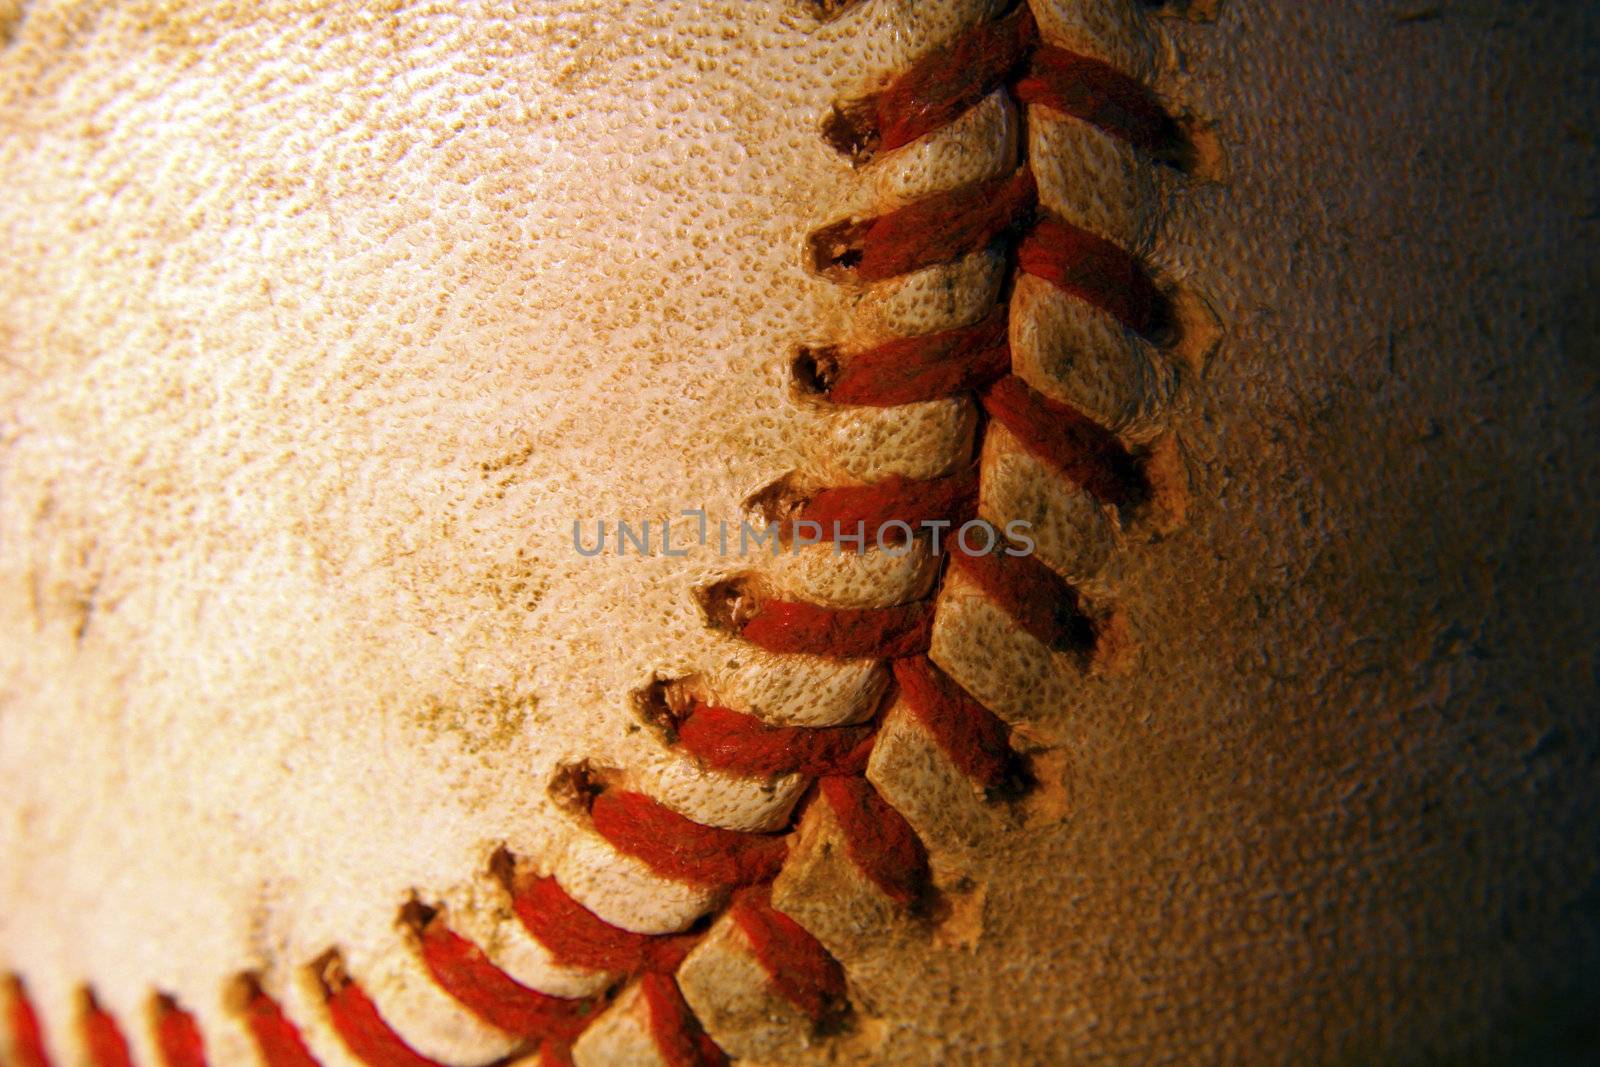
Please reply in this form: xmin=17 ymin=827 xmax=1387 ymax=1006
xmin=0 ymin=1 xmax=1595 ymax=1065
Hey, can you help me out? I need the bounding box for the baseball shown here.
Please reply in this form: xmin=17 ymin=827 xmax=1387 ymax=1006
xmin=1 ymin=1 xmax=1595 ymax=1064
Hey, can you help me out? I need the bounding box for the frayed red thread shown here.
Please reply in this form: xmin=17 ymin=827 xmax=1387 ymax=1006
xmin=6 ymin=977 xmax=52 ymax=1067
xmin=811 ymin=184 xmax=1169 ymax=344
xmin=982 ymin=374 xmax=1146 ymax=506
xmin=739 ymin=599 xmax=933 ymax=660
xmin=819 ymin=777 xmax=930 ymax=907
xmin=1015 ymin=46 xmax=1183 ymax=158
xmin=827 ymin=5 xmax=1184 ymax=166
xmin=811 ymin=170 xmax=1037 ymax=282
xmin=676 ymin=703 xmax=875 ymax=778
xmin=638 ymin=974 xmax=728 ymax=1067
xmin=414 ymin=914 xmax=590 ymax=1041
xmin=537 ymin=1042 xmax=575 ymax=1067
xmin=591 ymin=791 xmax=788 ymax=888
xmin=728 ymin=886 xmax=847 ymax=1023
xmin=792 ymin=471 xmax=978 ymax=544
xmin=951 ymin=548 xmax=1096 ymax=653
xmin=324 ymin=965 xmax=444 ymax=1067
xmin=1018 ymin=216 xmax=1170 ymax=340
xmin=153 ymin=997 xmax=207 ymax=1067
xmin=812 ymin=305 xmax=1011 ymax=407
xmin=892 ymin=656 xmax=1021 ymax=790
xmin=825 ymin=5 xmax=1037 ymax=159
xmin=510 ymin=875 xmax=697 ymax=975
xmin=239 ymin=984 xmax=320 ymax=1067
xmin=80 ymin=993 xmax=133 ymax=1067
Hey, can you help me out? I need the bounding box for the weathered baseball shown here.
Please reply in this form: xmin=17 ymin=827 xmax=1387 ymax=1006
xmin=1 ymin=1 xmax=1595 ymax=1064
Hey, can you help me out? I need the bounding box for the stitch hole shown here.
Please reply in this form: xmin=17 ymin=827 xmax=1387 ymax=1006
xmin=696 ymin=577 xmax=763 ymax=633
xmin=398 ymin=898 xmax=438 ymax=938
xmin=795 ymin=0 xmax=868 ymax=23
xmin=224 ymin=972 xmax=262 ymax=1014
xmin=311 ymin=950 xmax=347 ymax=996
xmin=807 ymin=218 xmax=869 ymax=276
xmin=820 ymin=99 xmax=880 ymax=164
xmin=1169 ymin=113 xmax=1228 ymax=181
xmin=1058 ymin=607 xmax=1099 ymax=653
xmin=979 ymin=736 xmax=1038 ymax=804
xmin=1158 ymin=283 xmax=1222 ymax=369
xmin=633 ymin=676 xmax=697 ymax=741
xmin=791 ymin=345 xmax=840 ymax=399
xmin=487 ymin=847 xmax=519 ymax=890
xmin=1144 ymin=113 xmax=1226 ymax=178
xmin=1146 ymin=295 xmax=1181 ymax=351
xmin=548 ymin=760 xmax=610 ymax=815
xmin=149 ymin=992 xmax=193 ymax=1029
xmin=744 ymin=474 xmax=812 ymax=531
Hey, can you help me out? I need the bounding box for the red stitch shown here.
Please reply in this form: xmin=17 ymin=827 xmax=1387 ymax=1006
xmin=638 ymin=974 xmax=728 ymax=1067
xmin=591 ymin=791 xmax=787 ymax=888
xmin=811 ymin=305 xmax=1011 ymax=407
xmin=740 ymin=599 xmax=933 ymax=660
xmin=509 ymin=874 xmax=698 ymax=975
xmin=6 ymin=976 xmax=52 ymax=1067
xmin=819 ymin=777 xmax=930 ymax=907
xmin=640 ymin=936 xmax=702 ymax=976
xmin=950 ymin=547 xmax=1095 ymax=653
xmin=1018 ymin=215 xmax=1170 ymax=341
xmin=727 ymin=886 xmax=846 ymax=1023
xmin=676 ymin=702 xmax=875 ymax=778
xmin=512 ymin=875 xmax=647 ymax=971
xmin=825 ymin=5 xmax=1037 ymax=159
xmin=981 ymin=374 xmax=1146 ymax=506
xmin=795 ymin=471 xmax=978 ymax=544
xmin=1014 ymin=46 xmax=1183 ymax=159
xmin=413 ymin=913 xmax=590 ymax=1041
xmin=891 ymin=656 xmax=1020 ymax=790
xmin=153 ymin=996 xmax=207 ymax=1067
xmin=323 ymin=963 xmax=443 ymax=1067
xmin=537 ymin=1042 xmax=574 ymax=1067
xmin=810 ymin=170 xmax=1037 ymax=283
xmin=80 ymin=993 xmax=133 ymax=1067
xmin=239 ymin=982 xmax=321 ymax=1067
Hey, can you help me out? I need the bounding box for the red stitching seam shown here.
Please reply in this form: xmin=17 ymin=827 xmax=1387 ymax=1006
xmin=790 ymin=470 xmax=980 ymax=538
xmin=725 ymin=886 xmax=846 ymax=1025
xmin=321 ymin=956 xmax=441 ymax=1067
xmin=589 ymin=791 xmax=788 ymax=888
xmin=797 ymin=304 xmax=1012 ymax=407
xmin=891 ymin=656 xmax=1024 ymax=792
xmin=239 ymin=980 xmax=320 ymax=1067
xmin=407 ymin=907 xmax=593 ymax=1043
xmin=4 ymin=4 xmax=1184 ymax=1063
xmin=152 ymin=997 xmax=207 ymax=1067
xmin=638 ymin=975 xmax=727 ymax=1067
xmin=675 ymin=703 xmax=875 ymax=778
xmin=80 ymin=992 xmax=133 ymax=1067
xmin=510 ymin=874 xmax=697 ymax=976
xmin=5 ymin=977 xmax=50 ymax=1067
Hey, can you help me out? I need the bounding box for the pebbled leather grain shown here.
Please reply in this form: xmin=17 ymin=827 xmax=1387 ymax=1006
xmin=1 ymin=1 xmax=1595 ymax=1064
